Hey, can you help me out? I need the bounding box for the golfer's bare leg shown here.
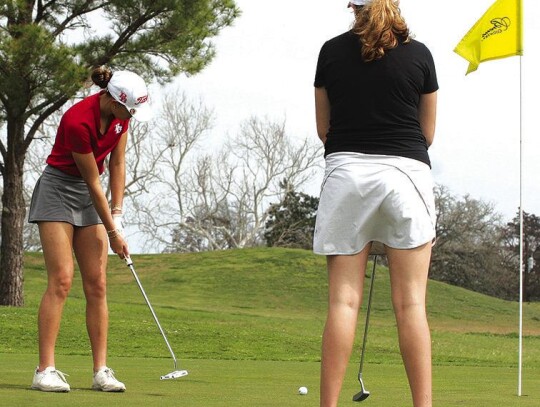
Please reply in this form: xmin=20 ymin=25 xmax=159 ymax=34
xmin=74 ymin=225 xmax=109 ymax=371
xmin=386 ymin=243 xmax=432 ymax=407
xmin=37 ymin=222 xmax=75 ymax=371
xmin=320 ymin=245 xmax=370 ymax=407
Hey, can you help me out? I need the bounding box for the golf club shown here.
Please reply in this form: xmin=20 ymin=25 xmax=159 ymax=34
xmin=353 ymin=242 xmax=384 ymax=402
xmin=124 ymin=255 xmax=188 ymax=380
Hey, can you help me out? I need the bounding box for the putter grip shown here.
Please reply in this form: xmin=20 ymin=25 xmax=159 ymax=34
xmin=124 ymin=255 xmax=134 ymax=267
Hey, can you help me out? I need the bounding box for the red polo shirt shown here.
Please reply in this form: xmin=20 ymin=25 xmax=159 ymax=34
xmin=46 ymin=92 xmax=130 ymax=177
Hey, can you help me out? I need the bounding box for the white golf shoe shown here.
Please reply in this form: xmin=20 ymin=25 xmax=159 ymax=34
xmin=92 ymin=367 xmax=126 ymax=392
xmin=31 ymin=366 xmax=70 ymax=392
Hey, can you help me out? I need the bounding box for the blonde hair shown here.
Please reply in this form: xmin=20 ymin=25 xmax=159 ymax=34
xmin=352 ymin=0 xmax=411 ymax=62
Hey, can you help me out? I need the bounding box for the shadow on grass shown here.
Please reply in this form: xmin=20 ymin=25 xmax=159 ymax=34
xmin=0 ymin=384 xmax=33 ymax=391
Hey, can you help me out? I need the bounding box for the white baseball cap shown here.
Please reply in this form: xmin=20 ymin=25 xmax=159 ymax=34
xmin=348 ymin=0 xmax=371 ymax=6
xmin=107 ymin=71 xmax=153 ymax=122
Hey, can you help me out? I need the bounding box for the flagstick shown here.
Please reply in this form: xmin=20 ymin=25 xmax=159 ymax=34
xmin=518 ymin=54 xmax=523 ymax=397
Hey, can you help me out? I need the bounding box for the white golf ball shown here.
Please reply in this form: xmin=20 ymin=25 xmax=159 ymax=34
xmin=298 ymin=386 xmax=308 ymax=395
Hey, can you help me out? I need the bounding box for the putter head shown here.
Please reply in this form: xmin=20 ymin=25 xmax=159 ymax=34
xmin=353 ymin=377 xmax=370 ymax=402
xmin=160 ymin=370 xmax=188 ymax=380
xmin=352 ymin=389 xmax=370 ymax=402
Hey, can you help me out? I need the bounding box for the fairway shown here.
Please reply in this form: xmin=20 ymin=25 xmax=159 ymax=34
xmin=1 ymin=248 xmax=540 ymax=405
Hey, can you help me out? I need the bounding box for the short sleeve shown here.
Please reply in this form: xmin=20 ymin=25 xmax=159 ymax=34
xmin=422 ymin=45 xmax=438 ymax=94
xmin=314 ymin=43 xmax=328 ymax=88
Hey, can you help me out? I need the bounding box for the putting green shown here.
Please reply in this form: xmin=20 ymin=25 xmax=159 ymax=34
xmin=1 ymin=353 xmax=538 ymax=406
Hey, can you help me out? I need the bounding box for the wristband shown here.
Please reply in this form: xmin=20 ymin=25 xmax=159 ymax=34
xmin=107 ymin=228 xmax=121 ymax=239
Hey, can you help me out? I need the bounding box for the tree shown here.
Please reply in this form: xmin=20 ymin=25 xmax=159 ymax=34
xmin=0 ymin=0 xmax=240 ymax=306
xmin=264 ymin=181 xmax=319 ymax=250
xmin=504 ymin=211 xmax=540 ymax=301
xmin=430 ymin=185 xmax=515 ymax=299
xmin=165 ymin=116 xmax=322 ymax=251
xmin=130 ymin=90 xmax=216 ymax=252
xmin=128 ymin=112 xmax=322 ymax=253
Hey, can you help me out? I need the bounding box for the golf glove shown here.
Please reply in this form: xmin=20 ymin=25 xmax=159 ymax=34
xmin=112 ymin=214 xmax=124 ymax=237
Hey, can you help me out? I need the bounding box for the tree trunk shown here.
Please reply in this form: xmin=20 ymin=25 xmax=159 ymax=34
xmin=0 ymin=119 xmax=27 ymax=306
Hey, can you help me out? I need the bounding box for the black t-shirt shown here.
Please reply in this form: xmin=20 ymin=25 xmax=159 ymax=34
xmin=314 ymin=31 xmax=438 ymax=166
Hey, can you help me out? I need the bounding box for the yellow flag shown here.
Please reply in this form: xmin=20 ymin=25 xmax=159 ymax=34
xmin=454 ymin=0 xmax=523 ymax=74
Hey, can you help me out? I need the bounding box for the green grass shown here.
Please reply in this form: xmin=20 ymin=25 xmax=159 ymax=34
xmin=1 ymin=247 xmax=540 ymax=405
xmin=1 ymin=354 xmax=539 ymax=406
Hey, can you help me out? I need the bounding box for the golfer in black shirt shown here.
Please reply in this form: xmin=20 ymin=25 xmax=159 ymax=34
xmin=313 ymin=1 xmax=437 ymax=406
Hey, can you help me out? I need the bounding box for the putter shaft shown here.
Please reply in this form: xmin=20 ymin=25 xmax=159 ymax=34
xmin=358 ymin=255 xmax=376 ymax=380
xmin=125 ymin=256 xmax=181 ymax=372
xmin=353 ymin=255 xmax=377 ymax=402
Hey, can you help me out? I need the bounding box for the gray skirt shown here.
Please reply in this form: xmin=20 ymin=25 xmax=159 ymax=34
xmin=313 ymin=152 xmax=436 ymax=255
xmin=28 ymin=165 xmax=102 ymax=227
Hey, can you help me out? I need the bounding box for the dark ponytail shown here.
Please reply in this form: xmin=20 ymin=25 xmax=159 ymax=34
xmin=91 ymin=66 xmax=113 ymax=89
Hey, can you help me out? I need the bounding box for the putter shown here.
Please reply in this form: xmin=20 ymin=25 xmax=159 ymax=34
xmin=353 ymin=242 xmax=384 ymax=402
xmin=124 ymin=256 xmax=188 ymax=380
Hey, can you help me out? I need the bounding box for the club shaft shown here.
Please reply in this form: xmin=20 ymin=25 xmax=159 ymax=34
xmin=358 ymin=255 xmax=377 ymax=379
xmin=126 ymin=258 xmax=178 ymax=371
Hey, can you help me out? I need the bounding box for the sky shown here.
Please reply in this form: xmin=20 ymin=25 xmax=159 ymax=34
xmin=168 ymin=0 xmax=540 ymax=222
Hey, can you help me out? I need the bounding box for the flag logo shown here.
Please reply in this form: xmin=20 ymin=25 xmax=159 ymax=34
xmin=482 ymin=17 xmax=511 ymax=40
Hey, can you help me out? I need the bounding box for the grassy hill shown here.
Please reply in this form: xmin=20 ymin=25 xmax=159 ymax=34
xmin=2 ymin=247 xmax=540 ymax=368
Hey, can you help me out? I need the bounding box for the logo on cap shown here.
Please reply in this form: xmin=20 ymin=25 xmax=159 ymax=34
xmin=135 ymin=95 xmax=148 ymax=105
xmin=119 ymin=91 xmax=128 ymax=104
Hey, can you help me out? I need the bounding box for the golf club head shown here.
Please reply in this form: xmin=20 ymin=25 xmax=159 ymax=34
xmin=160 ymin=370 xmax=188 ymax=380
xmin=352 ymin=389 xmax=370 ymax=402
xmin=352 ymin=378 xmax=370 ymax=402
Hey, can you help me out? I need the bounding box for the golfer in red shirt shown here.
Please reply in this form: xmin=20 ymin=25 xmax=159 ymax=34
xmin=28 ymin=66 xmax=153 ymax=392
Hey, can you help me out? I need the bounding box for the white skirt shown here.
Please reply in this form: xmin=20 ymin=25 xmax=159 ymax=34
xmin=313 ymin=152 xmax=436 ymax=255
